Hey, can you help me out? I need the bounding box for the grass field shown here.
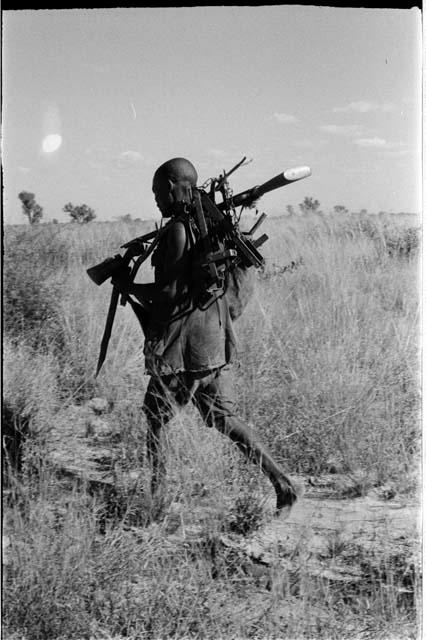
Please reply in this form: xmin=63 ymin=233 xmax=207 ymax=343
xmin=3 ymin=208 xmax=422 ymax=639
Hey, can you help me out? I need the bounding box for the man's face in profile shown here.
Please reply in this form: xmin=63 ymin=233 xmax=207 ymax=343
xmin=152 ymin=174 xmax=174 ymax=218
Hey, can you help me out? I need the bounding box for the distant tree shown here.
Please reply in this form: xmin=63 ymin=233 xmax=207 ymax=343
xmin=18 ymin=191 xmax=43 ymax=225
xmin=333 ymin=205 xmax=349 ymax=215
xmin=52 ymin=218 xmax=58 ymax=224
xmin=286 ymin=204 xmax=296 ymax=217
xmin=118 ymin=213 xmax=133 ymax=222
xmin=299 ymin=196 xmax=320 ymax=215
xmin=63 ymin=202 xmax=96 ymax=224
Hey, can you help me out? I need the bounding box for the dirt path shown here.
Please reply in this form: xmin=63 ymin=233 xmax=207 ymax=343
xmin=161 ymin=476 xmax=420 ymax=595
xmin=243 ymin=482 xmax=419 ymax=559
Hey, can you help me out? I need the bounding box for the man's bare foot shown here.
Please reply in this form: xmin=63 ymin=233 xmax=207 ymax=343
xmin=275 ymin=479 xmax=305 ymax=516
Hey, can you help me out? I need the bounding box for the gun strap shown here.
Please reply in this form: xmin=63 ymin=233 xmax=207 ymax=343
xmin=95 ymin=285 xmax=120 ymax=377
xmin=126 ymin=296 xmax=151 ymax=335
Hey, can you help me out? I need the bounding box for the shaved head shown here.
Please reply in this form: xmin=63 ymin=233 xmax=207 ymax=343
xmin=153 ymin=157 xmax=198 ymax=188
xmin=152 ymin=157 xmax=198 ymax=217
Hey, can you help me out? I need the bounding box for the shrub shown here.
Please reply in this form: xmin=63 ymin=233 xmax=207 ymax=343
xmin=384 ymin=225 xmax=420 ymax=257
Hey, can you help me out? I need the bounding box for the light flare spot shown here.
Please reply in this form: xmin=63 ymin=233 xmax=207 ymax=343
xmin=42 ymin=134 xmax=62 ymax=153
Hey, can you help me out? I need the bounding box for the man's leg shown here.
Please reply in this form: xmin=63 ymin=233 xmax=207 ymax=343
xmin=143 ymin=375 xmax=177 ymax=496
xmin=192 ymin=368 xmax=301 ymax=513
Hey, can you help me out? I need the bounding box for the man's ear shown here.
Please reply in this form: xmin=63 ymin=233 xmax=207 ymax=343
xmin=171 ymin=181 xmax=193 ymax=204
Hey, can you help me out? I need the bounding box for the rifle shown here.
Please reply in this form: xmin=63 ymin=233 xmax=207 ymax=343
xmin=186 ymin=161 xmax=311 ymax=296
xmin=87 ymin=159 xmax=311 ymax=374
xmin=87 ymin=231 xmax=164 ymax=375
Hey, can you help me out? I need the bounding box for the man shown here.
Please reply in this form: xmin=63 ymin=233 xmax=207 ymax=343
xmin=112 ymin=157 xmax=301 ymax=515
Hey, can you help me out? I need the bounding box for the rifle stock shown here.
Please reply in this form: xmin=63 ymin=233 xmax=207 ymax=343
xmin=87 ymin=254 xmax=127 ymax=286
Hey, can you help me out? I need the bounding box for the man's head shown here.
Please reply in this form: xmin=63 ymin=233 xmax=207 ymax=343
xmin=152 ymin=157 xmax=198 ymax=217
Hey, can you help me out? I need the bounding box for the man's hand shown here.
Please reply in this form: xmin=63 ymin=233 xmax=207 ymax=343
xmin=125 ymin=240 xmax=149 ymax=258
xmin=111 ymin=267 xmax=131 ymax=292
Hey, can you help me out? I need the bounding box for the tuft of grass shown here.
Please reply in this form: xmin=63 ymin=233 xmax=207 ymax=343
xmin=223 ymin=485 xmax=267 ymax=536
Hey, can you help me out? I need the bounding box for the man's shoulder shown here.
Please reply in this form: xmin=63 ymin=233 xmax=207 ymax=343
xmin=164 ymin=216 xmax=189 ymax=233
xmin=164 ymin=217 xmax=187 ymax=240
xmin=163 ymin=216 xmax=195 ymax=249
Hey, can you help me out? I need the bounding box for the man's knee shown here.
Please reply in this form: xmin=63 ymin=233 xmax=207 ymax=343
xmin=143 ymin=386 xmax=173 ymax=429
xmin=194 ymin=376 xmax=238 ymax=432
xmin=194 ymin=370 xmax=240 ymax=433
xmin=202 ymin=407 xmax=228 ymax=431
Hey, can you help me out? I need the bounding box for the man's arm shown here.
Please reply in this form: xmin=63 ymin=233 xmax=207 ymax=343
xmin=112 ymin=220 xmax=189 ymax=311
xmin=154 ymin=220 xmax=189 ymax=299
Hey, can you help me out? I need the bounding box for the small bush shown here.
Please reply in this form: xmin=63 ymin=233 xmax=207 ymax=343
xmin=224 ymin=488 xmax=265 ymax=535
xmin=384 ymin=225 xmax=420 ymax=257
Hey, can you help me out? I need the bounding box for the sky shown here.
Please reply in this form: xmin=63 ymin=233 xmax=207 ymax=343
xmin=2 ymin=5 xmax=422 ymax=224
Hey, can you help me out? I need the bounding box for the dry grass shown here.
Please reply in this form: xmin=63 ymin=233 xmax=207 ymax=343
xmin=2 ymin=210 xmax=421 ymax=639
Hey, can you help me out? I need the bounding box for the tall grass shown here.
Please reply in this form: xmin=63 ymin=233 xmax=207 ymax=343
xmin=235 ymin=213 xmax=420 ymax=486
xmin=3 ymin=211 xmax=421 ymax=639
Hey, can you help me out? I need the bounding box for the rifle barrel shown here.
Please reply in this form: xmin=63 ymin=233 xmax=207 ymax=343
xmin=121 ymin=229 xmax=158 ymax=249
xmin=218 ymin=165 xmax=311 ymax=210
